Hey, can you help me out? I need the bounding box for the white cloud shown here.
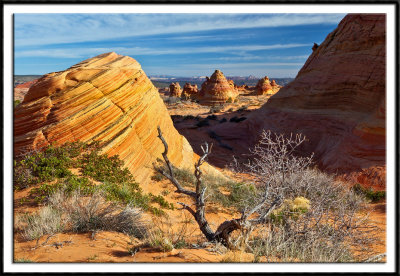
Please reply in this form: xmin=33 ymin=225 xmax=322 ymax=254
xmin=14 ymin=13 xmax=345 ymax=47
xmin=15 ymin=43 xmax=309 ymax=58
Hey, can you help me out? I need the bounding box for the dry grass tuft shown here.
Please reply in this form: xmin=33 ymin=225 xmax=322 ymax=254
xmin=18 ymin=189 xmax=148 ymax=241
xmin=19 ymin=206 xmax=65 ymax=241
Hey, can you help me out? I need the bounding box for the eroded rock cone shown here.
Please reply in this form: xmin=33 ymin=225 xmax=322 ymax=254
xmin=255 ymin=76 xmax=281 ymax=95
xmin=14 ymin=52 xmax=197 ymax=185
xmin=169 ymin=82 xmax=182 ymax=97
xmin=213 ymin=14 xmax=386 ymax=186
xmin=255 ymin=76 xmax=272 ymax=95
xmin=198 ymin=70 xmax=238 ymax=105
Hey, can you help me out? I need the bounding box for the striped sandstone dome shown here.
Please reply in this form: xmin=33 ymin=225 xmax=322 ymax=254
xmin=14 ymin=52 xmax=196 ymax=185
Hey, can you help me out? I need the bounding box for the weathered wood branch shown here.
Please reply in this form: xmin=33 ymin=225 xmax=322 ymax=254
xmin=177 ymin=202 xmax=196 ymax=217
xmin=249 ymin=196 xmax=281 ymax=224
xmin=241 ymin=181 xmax=271 ymax=221
xmin=156 ymin=126 xmax=196 ymax=198
xmin=156 ymin=126 xmax=279 ymax=247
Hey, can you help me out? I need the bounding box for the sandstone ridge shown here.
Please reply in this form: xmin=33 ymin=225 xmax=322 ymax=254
xmin=213 ymin=14 xmax=386 ymax=186
xmin=14 ymin=52 xmax=204 ymax=185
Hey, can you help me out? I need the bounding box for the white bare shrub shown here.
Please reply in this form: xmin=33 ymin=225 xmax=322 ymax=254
xmin=230 ymin=130 xmax=379 ymax=262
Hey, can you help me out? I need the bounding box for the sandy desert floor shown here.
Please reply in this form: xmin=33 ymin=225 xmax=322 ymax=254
xmin=13 ymin=91 xmax=386 ymax=264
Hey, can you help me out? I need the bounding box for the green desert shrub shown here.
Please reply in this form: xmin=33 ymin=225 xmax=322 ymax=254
xmin=151 ymin=172 xmax=165 ymax=182
xmin=29 ymin=175 xmax=96 ymax=203
xmin=80 ymin=151 xmax=133 ymax=183
xmin=13 ymin=141 xmax=86 ymax=188
xmin=156 ymin=165 xmax=256 ymax=212
xmin=16 ymin=142 xmax=172 ymax=216
xmin=352 ymin=183 xmax=386 ymax=203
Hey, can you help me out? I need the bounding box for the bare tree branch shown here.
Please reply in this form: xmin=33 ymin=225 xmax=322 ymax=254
xmin=156 ymin=126 xmax=286 ymax=247
xmin=156 ymin=126 xmax=196 ymax=198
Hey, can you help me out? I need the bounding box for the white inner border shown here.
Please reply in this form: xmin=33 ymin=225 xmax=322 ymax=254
xmin=3 ymin=4 xmax=396 ymax=273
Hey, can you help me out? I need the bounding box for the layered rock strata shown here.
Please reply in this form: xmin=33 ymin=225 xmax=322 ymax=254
xmin=198 ymin=70 xmax=239 ymax=105
xmin=213 ymin=14 xmax=386 ymax=185
xmin=14 ymin=52 xmax=201 ymax=185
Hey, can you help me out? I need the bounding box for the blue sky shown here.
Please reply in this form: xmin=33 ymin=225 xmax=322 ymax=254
xmin=14 ymin=13 xmax=345 ymax=77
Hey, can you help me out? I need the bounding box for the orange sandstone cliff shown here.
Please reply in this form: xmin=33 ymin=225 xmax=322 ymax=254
xmin=13 ymin=52 xmax=200 ymax=185
xmin=213 ymin=14 xmax=386 ymax=187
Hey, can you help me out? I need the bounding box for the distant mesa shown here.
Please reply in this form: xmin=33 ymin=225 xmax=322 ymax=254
xmin=213 ymin=14 xmax=386 ymax=187
xmin=14 ymin=52 xmax=204 ymax=185
xmin=198 ymin=70 xmax=239 ymax=105
xmin=254 ymin=76 xmax=281 ymax=96
xmin=169 ymin=82 xmax=182 ymax=97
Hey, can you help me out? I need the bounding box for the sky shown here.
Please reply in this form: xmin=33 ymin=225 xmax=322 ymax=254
xmin=14 ymin=13 xmax=345 ymax=78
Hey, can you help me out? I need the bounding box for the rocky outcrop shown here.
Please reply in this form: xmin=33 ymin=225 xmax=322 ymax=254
xmin=213 ymin=14 xmax=386 ymax=186
xmin=169 ymin=82 xmax=182 ymax=97
xmin=13 ymin=52 xmax=201 ymax=185
xmin=270 ymin=80 xmax=278 ymax=87
xmin=255 ymin=76 xmax=281 ymax=95
xmin=14 ymin=79 xmax=38 ymax=102
xmin=198 ymin=70 xmax=239 ymax=105
xmin=181 ymin=83 xmax=198 ymax=99
xmin=227 ymin=79 xmax=235 ymax=88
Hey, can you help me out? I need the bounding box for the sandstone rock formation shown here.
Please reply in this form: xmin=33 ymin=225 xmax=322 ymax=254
xmin=227 ymin=79 xmax=235 ymax=88
xmin=213 ymin=14 xmax=386 ymax=185
xmin=255 ymin=76 xmax=281 ymax=95
xmin=198 ymin=70 xmax=239 ymax=105
xmin=181 ymin=83 xmax=198 ymax=99
xmin=13 ymin=52 xmax=200 ymax=185
xmin=14 ymin=79 xmax=38 ymax=102
xmin=169 ymin=82 xmax=182 ymax=97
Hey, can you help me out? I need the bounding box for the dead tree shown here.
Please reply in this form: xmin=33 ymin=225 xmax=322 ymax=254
xmin=155 ymin=126 xmax=281 ymax=247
